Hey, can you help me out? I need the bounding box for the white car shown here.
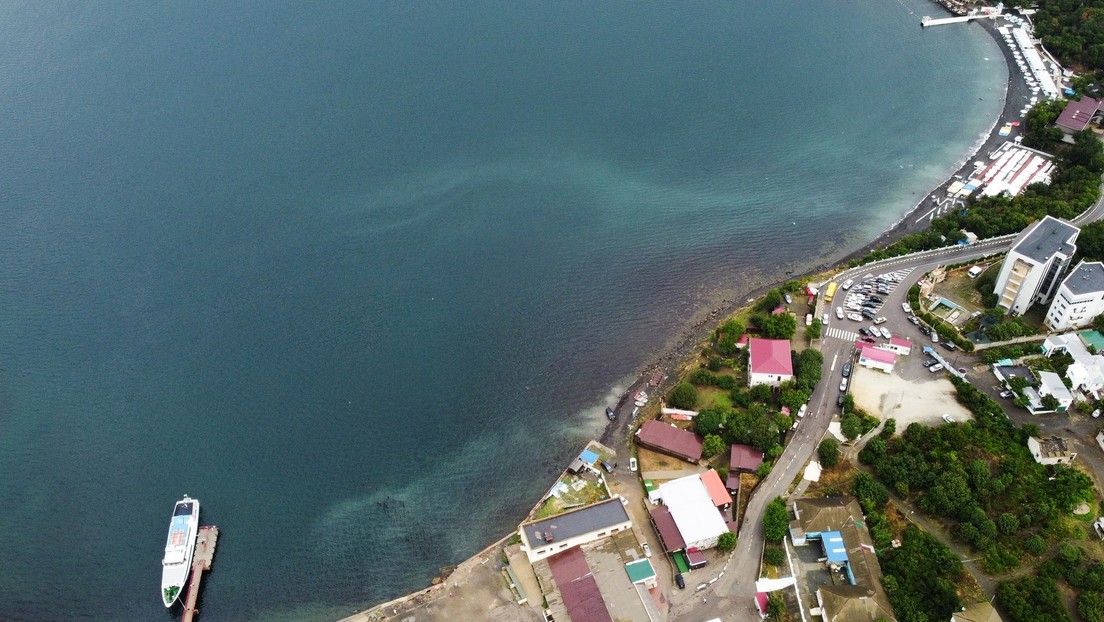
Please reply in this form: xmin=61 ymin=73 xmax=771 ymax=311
xmin=929 ymin=364 xmax=944 ymax=373
xmin=642 ymin=543 xmax=652 ymax=557
xmin=880 ymin=327 xmax=892 ymax=339
xmin=629 ymin=458 xmax=638 ymax=472
xmin=823 ymin=312 xmax=830 ymax=324
xmin=797 ymin=404 xmax=807 ymax=419
xmin=847 ymin=313 xmax=863 ymax=322
xmin=784 ymin=294 xmax=793 ymax=305
xmin=840 ymin=378 xmax=848 ymax=392
xmin=901 ymin=302 xmax=911 ymax=313
xmin=841 ymin=279 xmax=854 ymax=290
xmin=873 ymin=317 xmax=887 ymax=325
xmin=836 ymin=307 xmax=844 ymax=320
xmin=942 ymin=414 xmax=954 ymax=424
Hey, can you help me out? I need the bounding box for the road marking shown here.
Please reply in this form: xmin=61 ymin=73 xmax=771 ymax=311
xmin=830 ymin=353 xmax=838 ymax=372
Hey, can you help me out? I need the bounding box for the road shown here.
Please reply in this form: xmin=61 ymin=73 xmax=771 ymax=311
xmin=669 ymin=184 xmax=1104 ymax=621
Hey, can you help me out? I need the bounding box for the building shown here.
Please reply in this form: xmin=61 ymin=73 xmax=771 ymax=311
xmin=729 ymin=444 xmax=764 ymax=475
xmin=519 ymin=497 xmax=632 ymax=562
xmin=648 ymin=505 xmax=687 ymax=554
xmin=1055 ymin=96 xmax=1104 ymax=135
xmin=1028 ymin=435 xmax=1077 ymax=465
xmin=1045 ymin=261 xmax=1104 ymax=331
xmin=952 ymin=601 xmax=1005 ymax=622
xmin=635 ymin=420 xmax=703 ymax=463
xmin=748 ymin=337 xmax=794 ymax=387
xmin=788 ymin=496 xmax=896 ymax=622
xmin=993 ymin=216 xmax=1080 ymax=316
xmin=656 ymin=473 xmax=730 ymax=550
xmin=624 ymin=558 xmax=657 ymax=589
xmin=882 ymin=336 xmax=912 ymax=356
xmin=546 ymin=547 xmax=613 ymax=622
xmin=857 ymin=342 xmax=896 ymax=373
xmin=1024 ymin=370 xmax=1074 ymax=413
xmin=700 ymin=469 xmax=733 ymax=510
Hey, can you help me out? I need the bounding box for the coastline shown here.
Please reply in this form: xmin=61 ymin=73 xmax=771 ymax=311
xmin=344 ymin=9 xmax=1027 ymax=622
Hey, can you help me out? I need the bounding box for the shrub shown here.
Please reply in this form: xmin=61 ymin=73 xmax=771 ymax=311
xmin=717 ymin=531 xmax=737 ymax=552
xmin=763 ymin=547 xmax=785 ymax=566
xmin=818 ymin=438 xmax=840 ymax=468
xmin=762 ymin=498 xmax=789 ymax=543
xmin=702 ymin=434 xmax=725 ymax=459
xmin=669 ymin=383 xmax=698 ymax=410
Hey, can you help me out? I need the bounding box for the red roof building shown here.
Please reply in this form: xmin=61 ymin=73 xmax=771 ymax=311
xmin=730 ymin=443 xmax=764 ymax=474
xmin=649 ymin=504 xmax=687 ymax=553
xmin=858 ymin=346 xmax=896 ymax=373
xmin=636 ymin=420 xmax=703 ymax=463
xmin=1056 ymin=97 xmax=1104 ymax=134
xmin=700 ymin=469 xmax=733 ymax=508
xmin=748 ymin=338 xmax=794 ymax=387
xmin=547 ymin=547 xmax=613 ymax=622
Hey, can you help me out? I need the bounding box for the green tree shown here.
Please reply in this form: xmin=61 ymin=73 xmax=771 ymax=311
xmin=1079 ymin=591 xmax=1104 ymax=622
xmin=818 ymin=438 xmax=840 ymax=468
xmin=669 ymin=383 xmax=698 ymax=410
xmin=997 ymin=576 xmax=1071 ymax=622
xmin=695 ymin=408 xmax=727 ymax=436
xmin=717 ymin=531 xmax=737 ymax=552
xmin=762 ymin=497 xmax=789 ymax=543
xmin=880 ymin=418 xmax=896 ymax=438
xmin=841 ymin=412 xmax=862 ymax=441
xmin=1041 ymin=394 xmax=1060 ymax=411
xmin=763 ymin=547 xmax=785 ymax=566
xmin=1060 ymin=542 xmax=1084 ymax=565
xmin=806 ymin=318 xmax=822 ymax=340
xmin=702 ymin=434 xmax=725 ymax=459
xmin=998 ymin=512 xmax=1020 ymax=535
xmin=757 ymin=312 xmax=797 ymax=340
xmin=1025 ymin=534 xmax=1047 ymax=556
xmin=715 ymin=319 xmax=746 ymax=356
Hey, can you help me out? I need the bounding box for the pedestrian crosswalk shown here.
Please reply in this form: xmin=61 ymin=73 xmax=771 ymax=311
xmin=825 ymin=326 xmax=859 ymax=342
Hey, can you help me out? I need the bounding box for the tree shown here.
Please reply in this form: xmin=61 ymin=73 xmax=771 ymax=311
xmin=758 ymin=289 xmax=783 ymax=313
xmin=717 ymin=531 xmax=737 ymax=552
xmin=695 ymin=408 xmax=727 ymax=436
xmin=1060 ymin=542 xmax=1084 ymax=565
xmin=1041 ymin=394 xmax=1060 ymax=411
xmin=757 ymin=312 xmax=797 ymax=340
xmin=702 ymin=434 xmax=726 ymax=459
xmin=818 ymin=438 xmax=840 ymax=468
xmin=806 ymin=318 xmax=822 ymax=340
xmin=715 ymin=319 xmax=746 ymax=356
xmin=762 ymin=497 xmax=789 ymax=543
xmin=669 ymin=383 xmax=698 ymax=410
xmin=1025 ymin=534 xmax=1047 ymax=556
xmin=997 ymin=576 xmax=1071 ymax=622
xmin=763 ymin=547 xmax=785 ymax=566
xmin=1080 ymin=591 xmax=1104 ymax=622
xmin=841 ymin=412 xmax=862 ymax=441
xmin=880 ymin=418 xmax=896 ymax=438
xmin=767 ymin=592 xmax=785 ymax=621
xmin=998 ymin=512 xmax=1020 ymax=535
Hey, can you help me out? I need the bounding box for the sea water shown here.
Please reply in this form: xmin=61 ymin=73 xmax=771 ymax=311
xmin=0 ymin=1 xmax=1002 ymax=619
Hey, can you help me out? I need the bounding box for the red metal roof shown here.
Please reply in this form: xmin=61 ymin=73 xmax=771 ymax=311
xmin=749 ymin=338 xmax=793 ymax=376
xmin=860 ymin=347 xmax=896 ymax=366
xmin=890 ymin=336 xmax=911 ymax=348
xmin=700 ymin=469 xmax=733 ymax=507
xmin=548 ymin=548 xmax=613 ymax=622
xmin=649 ymin=505 xmax=687 ymax=553
xmin=729 ymin=443 xmax=764 ymax=473
xmin=636 ymin=420 xmax=703 ymax=463
xmin=1056 ymin=97 xmax=1103 ymax=133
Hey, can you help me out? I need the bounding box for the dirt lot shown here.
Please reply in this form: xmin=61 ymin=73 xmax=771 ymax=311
xmin=850 ymin=365 xmax=971 ymax=429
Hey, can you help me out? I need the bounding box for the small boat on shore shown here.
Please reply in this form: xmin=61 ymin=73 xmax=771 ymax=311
xmin=161 ymin=495 xmax=200 ymax=607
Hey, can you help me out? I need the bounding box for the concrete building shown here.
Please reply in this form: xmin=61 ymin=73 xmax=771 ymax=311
xmin=748 ymin=338 xmax=794 ymax=387
xmin=857 ymin=342 xmax=896 ymax=373
xmin=519 ymin=497 xmax=632 ymax=562
xmin=993 ymin=216 xmax=1079 ymax=316
xmin=952 ymin=601 xmax=1005 ymax=622
xmin=624 ymin=559 xmax=657 ymax=589
xmin=1055 ymin=96 xmax=1104 ymax=136
xmin=881 ymin=336 xmax=912 ymax=356
xmin=788 ymin=496 xmax=895 ymax=622
xmin=546 ymin=547 xmax=613 ymax=622
xmin=1024 ymin=370 xmax=1074 ymax=414
xmin=656 ymin=473 xmax=730 ymax=550
xmin=1045 ymin=261 xmax=1104 ymax=331
xmin=1028 ymin=435 xmax=1077 ymax=465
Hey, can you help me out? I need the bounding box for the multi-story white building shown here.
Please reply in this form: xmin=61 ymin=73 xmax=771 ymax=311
xmin=1045 ymin=261 xmax=1104 ymax=332
xmin=993 ymin=216 xmax=1079 ymax=316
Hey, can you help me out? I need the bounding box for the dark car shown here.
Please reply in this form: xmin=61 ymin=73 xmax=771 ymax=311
xmin=600 ymin=460 xmax=615 ymax=474
xmin=605 ymin=406 xmax=615 ymax=421
xmin=923 ymin=358 xmax=937 ymax=367
xmin=675 ymin=573 xmax=685 ymax=589
xmin=919 ymin=326 xmax=932 ymax=336
xmin=862 ymin=336 xmax=876 ymax=344
xmin=842 ymin=362 xmax=852 ymax=377
xmin=868 ymin=295 xmax=884 ymax=303
xmin=858 ymin=328 xmax=870 ymax=337
xmin=941 ymin=341 xmax=957 ymax=352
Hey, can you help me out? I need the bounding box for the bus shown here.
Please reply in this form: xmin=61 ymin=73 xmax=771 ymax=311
xmin=824 ymin=281 xmax=838 ymax=303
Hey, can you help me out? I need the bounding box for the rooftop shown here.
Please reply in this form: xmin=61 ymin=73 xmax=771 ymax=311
xmin=749 ymin=338 xmax=794 ymax=376
xmin=1056 ymin=96 xmax=1103 ymax=133
xmin=636 ymin=420 xmax=703 ymax=463
xmin=547 ymin=547 xmax=613 ymax=622
xmin=1010 ymin=215 xmax=1079 ymax=265
xmin=624 ymin=559 xmax=655 ymax=584
xmin=649 ymin=504 xmax=686 ymax=553
xmin=658 ymin=473 xmax=730 ymax=547
xmin=1033 ymin=435 xmax=1074 ymax=459
xmin=860 ymin=347 xmax=897 ymax=366
xmin=729 ymin=443 xmax=764 ymax=473
xmin=520 ymin=497 xmax=630 ymax=549
xmin=1061 ymin=260 xmax=1104 ymax=297
xmin=700 ymin=469 xmax=733 ymax=507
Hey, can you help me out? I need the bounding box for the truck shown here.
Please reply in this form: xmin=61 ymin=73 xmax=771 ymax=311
xmin=968 ymin=265 xmax=983 ymax=279
xmin=824 ymin=281 xmax=838 ymax=303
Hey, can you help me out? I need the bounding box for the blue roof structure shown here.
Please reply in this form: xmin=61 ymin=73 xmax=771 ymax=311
xmin=579 ymin=449 xmax=599 ymax=464
xmin=822 ymin=531 xmax=848 ymax=564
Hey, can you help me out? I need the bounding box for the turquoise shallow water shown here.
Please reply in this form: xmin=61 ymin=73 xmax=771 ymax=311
xmin=0 ymin=1 xmax=1003 ymax=620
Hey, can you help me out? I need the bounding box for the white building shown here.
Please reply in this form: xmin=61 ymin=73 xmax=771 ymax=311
xmin=656 ymin=473 xmax=730 ymax=550
xmin=1042 ymin=333 xmax=1104 ymax=400
xmin=1045 ymin=261 xmax=1104 ymax=332
xmin=748 ymin=338 xmax=794 ymax=387
xmin=993 ymin=216 xmax=1079 ymax=316
xmin=1024 ymin=370 xmax=1074 ymax=414
xmin=1028 ymin=436 xmax=1077 ymax=465
xmin=858 ymin=344 xmax=896 ymax=373
xmin=518 ymin=497 xmax=632 ymax=562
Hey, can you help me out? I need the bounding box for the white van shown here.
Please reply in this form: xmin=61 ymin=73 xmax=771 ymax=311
xmin=968 ymin=266 xmax=983 ymax=279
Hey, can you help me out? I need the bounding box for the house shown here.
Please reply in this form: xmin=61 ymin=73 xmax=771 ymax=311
xmin=1023 ymin=370 xmax=1074 ymax=413
xmin=547 ymin=547 xmax=613 ymax=622
xmin=748 ymin=337 xmax=794 ymax=387
xmin=789 ymin=496 xmax=896 ymax=622
xmin=700 ymin=469 xmax=733 ymax=510
xmin=1055 ymin=96 xmax=1104 ymax=136
xmin=648 ymin=505 xmax=687 ymax=554
xmin=857 ymin=342 xmax=896 ymax=373
xmin=951 ymin=601 xmax=1005 ymax=622
xmin=882 ymin=336 xmax=912 ymax=356
xmin=729 ymin=444 xmax=764 ymax=479
xmin=992 ymin=216 xmax=1080 ymax=316
xmin=1045 ymin=333 xmax=1104 ymax=398
xmin=519 ymin=497 xmax=632 ymax=562
xmin=1027 ymin=435 xmax=1077 ymax=465
xmin=624 ymin=559 xmax=657 ymax=589
xmin=1045 ymin=261 xmax=1104 ymax=331
xmin=655 ymin=473 xmax=731 ymax=550
xmin=635 ymin=420 xmax=703 ymax=463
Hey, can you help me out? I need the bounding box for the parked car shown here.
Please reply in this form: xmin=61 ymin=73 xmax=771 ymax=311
xmin=629 ymin=457 xmax=638 ymax=472
xmin=919 ymin=326 xmax=932 ymax=336
xmin=880 ymin=327 xmax=891 ymax=339
xmin=823 ymin=312 xmax=830 ymax=324
xmin=600 ymin=460 xmax=614 ymax=474
xmin=858 ymin=327 xmax=870 ymax=337
xmin=923 ymin=358 xmax=937 ymax=367
xmin=842 ymin=362 xmax=852 ymax=377
xmin=999 ymin=390 xmax=1013 ymax=398
xmin=942 ymin=414 xmax=955 ymax=424
xmin=606 ymin=407 xmax=615 ymax=421
xmin=798 ymin=404 xmax=808 ymax=418
xmin=847 ymin=313 xmax=863 ymax=322
xmin=861 ymin=336 xmax=876 ymax=344
xmin=675 ymin=574 xmax=686 ymax=589
xmin=791 ymin=420 xmax=799 ymax=430
xmin=837 ymin=394 xmax=846 ymax=407
xmin=869 ymin=295 xmax=884 ymax=304
xmin=941 ymin=341 xmax=957 ymax=352
xmin=784 ymin=293 xmax=793 ymax=304
xmin=642 ymin=543 xmax=652 ymax=557
xmin=836 ymin=307 xmax=845 ymax=320
xmin=929 ymin=364 xmax=944 ymax=373
xmin=874 ymin=317 xmax=887 ymax=325
xmin=840 ymin=378 xmax=848 ymax=392
xmin=931 ymin=332 xmax=939 ymax=343
xmin=908 ymin=316 xmax=920 ymax=325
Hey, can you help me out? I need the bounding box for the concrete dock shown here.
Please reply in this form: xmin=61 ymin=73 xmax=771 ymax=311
xmin=182 ymin=525 xmax=219 ymax=622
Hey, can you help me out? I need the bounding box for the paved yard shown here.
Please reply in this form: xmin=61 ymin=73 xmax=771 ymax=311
xmin=851 ymin=363 xmax=970 ymax=429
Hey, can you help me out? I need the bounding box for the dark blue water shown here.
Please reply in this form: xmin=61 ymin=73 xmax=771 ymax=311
xmin=0 ymin=1 xmax=1002 ymax=620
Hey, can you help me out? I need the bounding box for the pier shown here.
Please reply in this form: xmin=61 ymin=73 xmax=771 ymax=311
xmin=921 ymin=12 xmax=1000 ymax=27
xmin=182 ymin=526 xmax=219 ymax=622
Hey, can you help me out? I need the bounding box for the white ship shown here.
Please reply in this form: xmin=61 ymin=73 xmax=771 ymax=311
xmin=161 ymin=495 xmax=200 ymax=607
